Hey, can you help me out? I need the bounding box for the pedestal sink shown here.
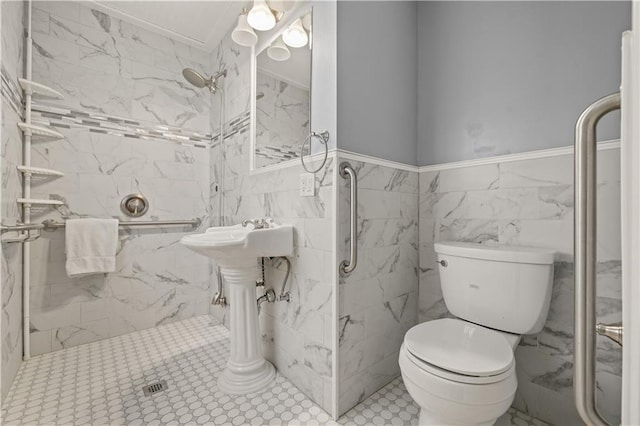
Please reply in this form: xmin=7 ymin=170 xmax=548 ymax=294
xmin=180 ymin=220 xmax=293 ymax=394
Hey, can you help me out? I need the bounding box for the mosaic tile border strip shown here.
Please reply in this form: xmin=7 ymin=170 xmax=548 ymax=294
xmin=212 ymin=111 xmax=251 ymax=147
xmin=255 ymin=144 xmax=300 ymax=161
xmin=32 ymin=102 xmax=211 ymax=147
xmin=1 ymin=66 xmax=24 ymax=117
xmin=3 ymin=62 xmax=253 ymax=150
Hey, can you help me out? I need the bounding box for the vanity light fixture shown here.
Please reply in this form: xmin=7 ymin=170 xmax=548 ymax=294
xmin=302 ymin=13 xmax=312 ymax=48
xmin=267 ymin=36 xmax=290 ymax=61
xmin=232 ymin=8 xmax=258 ymax=46
xmin=282 ymin=18 xmax=308 ymax=48
xmin=247 ymin=0 xmax=276 ymax=31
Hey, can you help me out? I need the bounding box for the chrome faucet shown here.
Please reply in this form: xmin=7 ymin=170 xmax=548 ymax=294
xmin=242 ymin=218 xmax=268 ymax=229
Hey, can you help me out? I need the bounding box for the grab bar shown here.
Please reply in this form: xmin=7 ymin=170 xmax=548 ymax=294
xmin=42 ymin=218 xmax=202 ymax=230
xmin=0 ymin=222 xmax=44 ymax=233
xmin=574 ymin=92 xmax=620 ymax=426
xmin=339 ymin=162 xmax=357 ymax=277
xmin=0 ymin=223 xmax=44 ymax=244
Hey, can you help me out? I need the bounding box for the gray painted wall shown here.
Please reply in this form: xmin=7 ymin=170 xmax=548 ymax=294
xmin=417 ymin=1 xmax=630 ymax=165
xmin=337 ymin=1 xmax=418 ymax=165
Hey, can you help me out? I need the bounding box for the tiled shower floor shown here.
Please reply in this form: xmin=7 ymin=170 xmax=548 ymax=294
xmin=2 ymin=316 xmax=545 ymax=425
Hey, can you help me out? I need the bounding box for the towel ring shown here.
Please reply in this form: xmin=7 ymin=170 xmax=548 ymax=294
xmin=300 ymin=130 xmax=330 ymax=174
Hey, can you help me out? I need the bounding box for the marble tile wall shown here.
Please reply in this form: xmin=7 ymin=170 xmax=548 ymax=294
xmin=21 ymin=1 xmax=214 ymax=355
xmin=1 ymin=0 xmax=25 ymax=404
xmin=337 ymin=158 xmax=419 ymax=416
xmin=255 ymin=72 xmax=309 ymax=168
xmin=207 ymin=23 xmax=335 ymax=414
xmin=419 ymin=148 xmax=622 ymax=425
xmin=31 ymin=1 xmax=211 ymax=132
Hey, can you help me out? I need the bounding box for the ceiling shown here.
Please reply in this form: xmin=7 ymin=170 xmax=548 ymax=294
xmin=93 ymin=1 xmax=248 ymax=51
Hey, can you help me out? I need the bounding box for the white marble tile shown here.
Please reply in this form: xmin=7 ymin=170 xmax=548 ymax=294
xmin=358 ymin=189 xmax=418 ymax=220
xmin=350 ymin=160 xmax=419 ymax=194
xmin=438 ymin=218 xmax=499 ymax=243
xmin=420 ymin=170 xmax=440 ymax=193
xmin=1 ymin=3 xmax=25 ymax=399
xmin=50 ymin=318 xmax=110 ymax=351
xmin=500 ymin=155 xmax=573 ymax=188
xmin=342 ymin=269 xmax=417 ymax=316
xmin=33 ymin=1 xmax=81 ymax=22
xmin=498 ymin=219 xmax=573 ymax=261
xmin=438 ymin=163 xmax=499 ymax=192
xmin=597 ymin=182 xmax=622 ymax=262
xmin=29 ymin=330 xmax=52 ymax=357
xmin=597 ymin=148 xmax=621 ymax=184
xmin=30 ymin=303 xmax=82 ymax=331
xmin=32 ymin=31 xmax=80 ymax=66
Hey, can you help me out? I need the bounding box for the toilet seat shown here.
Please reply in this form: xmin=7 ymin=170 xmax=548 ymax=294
xmin=404 ymin=318 xmax=514 ymax=384
xmin=403 ymin=345 xmax=515 ymax=385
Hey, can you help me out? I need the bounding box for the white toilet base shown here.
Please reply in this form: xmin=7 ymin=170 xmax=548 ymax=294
xmin=419 ymin=409 xmax=496 ymax=426
xmin=399 ymin=344 xmax=516 ymax=426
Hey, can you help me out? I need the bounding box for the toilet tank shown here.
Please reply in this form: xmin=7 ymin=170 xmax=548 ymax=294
xmin=434 ymin=241 xmax=555 ymax=335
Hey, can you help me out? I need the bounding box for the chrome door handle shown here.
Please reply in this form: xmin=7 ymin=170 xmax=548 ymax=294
xmin=596 ymin=322 xmax=623 ymax=346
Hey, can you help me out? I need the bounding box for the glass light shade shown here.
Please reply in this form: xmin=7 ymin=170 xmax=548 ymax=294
xmin=267 ymin=37 xmax=290 ymax=61
xmin=247 ymin=0 xmax=276 ymax=31
xmin=232 ymin=13 xmax=258 ymax=46
xmin=282 ymin=18 xmax=308 ymax=48
xmin=302 ymin=13 xmax=312 ymax=31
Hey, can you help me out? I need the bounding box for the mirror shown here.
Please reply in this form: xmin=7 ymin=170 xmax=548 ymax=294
xmin=251 ymin=9 xmax=312 ymax=170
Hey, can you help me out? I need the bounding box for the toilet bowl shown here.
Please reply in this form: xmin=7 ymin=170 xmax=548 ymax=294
xmin=400 ymin=242 xmax=555 ymax=426
xmin=399 ymin=318 xmax=519 ymax=426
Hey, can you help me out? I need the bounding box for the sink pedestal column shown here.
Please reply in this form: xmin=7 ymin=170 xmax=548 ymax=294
xmin=218 ymin=260 xmax=275 ymax=394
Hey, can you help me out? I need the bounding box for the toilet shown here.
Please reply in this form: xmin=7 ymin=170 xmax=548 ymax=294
xmin=399 ymin=241 xmax=555 ymax=426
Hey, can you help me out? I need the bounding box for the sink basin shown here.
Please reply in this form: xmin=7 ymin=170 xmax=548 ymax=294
xmin=180 ymin=223 xmax=293 ymax=262
xmin=179 ymin=220 xmax=293 ymax=395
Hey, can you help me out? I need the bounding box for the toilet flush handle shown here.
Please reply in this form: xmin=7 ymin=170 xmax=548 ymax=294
xmin=439 ymin=260 xmax=448 ymax=267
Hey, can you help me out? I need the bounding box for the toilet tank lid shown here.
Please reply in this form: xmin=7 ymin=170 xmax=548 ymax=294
xmin=434 ymin=241 xmax=555 ymax=265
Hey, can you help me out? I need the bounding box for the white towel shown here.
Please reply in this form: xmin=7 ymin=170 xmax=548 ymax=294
xmin=65 ymin=218 xmax=119 ymax=277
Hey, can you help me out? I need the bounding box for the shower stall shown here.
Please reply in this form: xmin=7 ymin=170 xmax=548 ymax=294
xmin=0 ymin=0 xmax=229 ymax=401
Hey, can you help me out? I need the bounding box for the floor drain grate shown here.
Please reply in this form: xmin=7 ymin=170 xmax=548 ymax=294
xmin=142 ymin=380 xmax=168 ymax=396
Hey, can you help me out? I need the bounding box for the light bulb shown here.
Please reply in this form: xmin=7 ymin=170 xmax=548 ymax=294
xmin=247 ymin=0 xmax=276 ymax=31
xmin=282 ymin=18 xmax=308 ymax=48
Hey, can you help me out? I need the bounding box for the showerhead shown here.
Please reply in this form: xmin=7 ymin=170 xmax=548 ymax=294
xmin=182 ymin=68 xmax=208 ymax=89
xmin=182 ymin=68 xmax=227 ymax=94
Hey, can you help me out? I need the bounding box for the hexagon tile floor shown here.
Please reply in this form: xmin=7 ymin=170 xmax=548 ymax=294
xmin=1 ymin=315 xmax=546 ymax=426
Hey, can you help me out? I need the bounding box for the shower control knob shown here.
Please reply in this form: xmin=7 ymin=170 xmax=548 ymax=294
xmin=121 ymin=194 xmax=149 ymax=218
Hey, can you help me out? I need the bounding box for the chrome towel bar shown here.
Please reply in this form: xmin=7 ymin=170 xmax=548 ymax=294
xmin=574 ymin=92 xmax=620 ymax=426
xmin=339 ymin=162 xmax=358 ymax=277
xmin=42 ymin=218 xmax=202 ymax=231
